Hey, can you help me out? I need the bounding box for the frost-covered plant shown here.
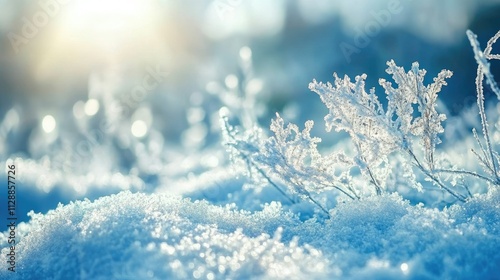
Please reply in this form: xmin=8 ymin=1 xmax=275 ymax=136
xmin=221 ymin=30 xmax=500 ymax=213
xmin=310 ymin=61 xmax=453 ymax=196
xmin=221 ymin=112 xmax=356 ymax=216
xmin=308 ymin=61 xmax=464 ymax=200
xmin=466 ymin=30 xmax=500 ymax=184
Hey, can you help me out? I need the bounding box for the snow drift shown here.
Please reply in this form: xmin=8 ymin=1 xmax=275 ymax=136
xmin=1 ymin=188 xmax=498 ymax=279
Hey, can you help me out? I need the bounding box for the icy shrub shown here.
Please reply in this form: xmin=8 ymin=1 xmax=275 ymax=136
xmin=310 ymin=61 xmax=452 ymax=196
xmin=222 ymin=30 xmax=500 ymax=212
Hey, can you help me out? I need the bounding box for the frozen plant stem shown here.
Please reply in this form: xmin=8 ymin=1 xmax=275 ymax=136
xmin=244 ymin=151 xmax=331 ymax=217
xmin=317 ymin=182 xmax=357 ymax=200
xmin=432 ymin=169 xmax=497 ymax=185
xmin=221 ymin=117 xmax=331 ymax=217
xmin=225 ymin=130 xmax=295 ymax=205
xmin=406 ymin=149 xmax=467 ymax=202
xmin=241 ymin=152 xmax=296 ymax=205
xmin=467 ymin=30 xmax=500 ymax=184
xmin=366 ymin=164 xmax=382 ymax=196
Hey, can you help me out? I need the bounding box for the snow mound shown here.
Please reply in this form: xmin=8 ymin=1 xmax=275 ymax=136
xmin=1 ymin=189 xmax=499 ymax=279
xmin=0 ymin=192 xmax=331 ymax=279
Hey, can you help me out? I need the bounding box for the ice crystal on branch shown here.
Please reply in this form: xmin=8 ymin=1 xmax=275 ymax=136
xmin=221 ymin=110 xmax=357 ymax=215
xmin=309 ymin=73 xmax=397 ymax=168
xmin=310 ymin=61 xmax=451 ymax=172
xmin=222 ymin=30 xmax=500 ymax=211
xmin=467 ymin=29 xmax=500 ymax=183
xmin=382 ymin=61 xmax=452 ymax=170
xmin=260 ymin=114 xmax=356 ymax=199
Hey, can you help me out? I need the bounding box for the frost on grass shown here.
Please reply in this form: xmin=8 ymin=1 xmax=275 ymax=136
xmin=224 ymin=30 xmax=500 ymax=210
xmin=223 ymin=60 xmax=458 ymax=205
xmin=309 ymin=62 xmax=452 ymax=194
xmin=221 ymin=112 xmax=355 ymax=216
xmin=466 ymin=29 xmax=500 ymax=184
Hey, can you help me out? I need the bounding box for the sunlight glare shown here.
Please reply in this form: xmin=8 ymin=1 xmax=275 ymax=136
xmin=63 ymin=0 xmax=152 ymax=34
xmin=35 ymin=0 xmax=165 ymax=82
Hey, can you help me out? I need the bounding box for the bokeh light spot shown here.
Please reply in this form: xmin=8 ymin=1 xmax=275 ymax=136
xmin=42 ymin=115 xmax=56 ymax=133
xmin=73 ymin=101 xmax=85 ymax=119
xmin=225 ymin=75 xmax=239 ymax=89
xmin=239 ymin=46 xmax=252 ymax=61
xmin=131 ymin=120 xmax=148 ymax=138
xmin=400 ymin=262 xmax=409 ymax=274
xmin=84 ymin=99 xmax=100 ymax=116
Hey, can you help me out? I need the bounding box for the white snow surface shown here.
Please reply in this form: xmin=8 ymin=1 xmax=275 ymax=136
xmin=1 ymin=183 xmax=499 ymax=279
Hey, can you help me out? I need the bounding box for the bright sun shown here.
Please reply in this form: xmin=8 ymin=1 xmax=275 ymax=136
xmin=61 ymin=0 xmax=154 ymax=37
xmin=32 ymin=0 xmax=167 ymax=82
xmin=57 ymin=0 xmax=162 ymax=51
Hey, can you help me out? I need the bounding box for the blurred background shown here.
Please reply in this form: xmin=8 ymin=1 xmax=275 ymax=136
xmin=1 ymin=0 xmax=500 ymax=225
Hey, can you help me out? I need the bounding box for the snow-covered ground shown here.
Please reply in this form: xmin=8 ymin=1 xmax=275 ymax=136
xmin=1 ymin=181 xmax=499 ymax=279
xmin=1 ymin=1 xmax=500 ymax=279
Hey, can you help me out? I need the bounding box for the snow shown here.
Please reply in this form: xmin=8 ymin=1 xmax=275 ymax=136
xmin=1 ymin=185 xmax=498 ymax=279
xmin=0 ymin=191 xmax=330 ymax=279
